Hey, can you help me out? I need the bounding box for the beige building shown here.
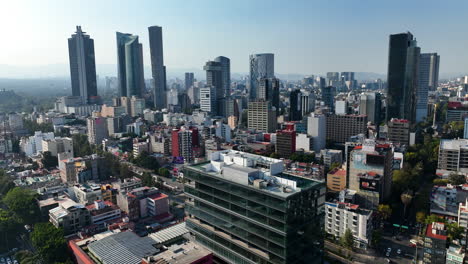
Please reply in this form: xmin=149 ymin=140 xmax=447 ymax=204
xmin=42 ymin=137 xmax=73 ymax=157
xmin=327 ymin=168 xmax=347 ymax=192
xmin=100 ymin=104 xmax=126 ymax=117
xmin=247 ymin=100 xmax=277 ymax=133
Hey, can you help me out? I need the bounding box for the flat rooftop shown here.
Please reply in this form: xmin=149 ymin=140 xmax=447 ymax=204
xmin=440 ymin=139 xmax=468 ymax=150
xmin=151 ymin=240 xmax=212 ymax=264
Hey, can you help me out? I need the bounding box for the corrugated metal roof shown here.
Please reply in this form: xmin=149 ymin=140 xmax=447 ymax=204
xmin=149 ymin=222 xmax=188 ymax=244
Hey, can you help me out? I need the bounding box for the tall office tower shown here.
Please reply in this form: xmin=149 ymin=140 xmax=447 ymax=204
xmin=341 ymin=72 xmax=356 ymax=91
xmin=68 ymin=26 xmax=97 ymax=104
xmin=326 ymin=115 xmax=368 ymax=144
xmin=416 ymin=53 xmax=440 ymax=122
xmin=87 ymin=116 xmax=108 ymax=145
xmin=321 ymin=86 xmax=336 ymax=110
xmin=316 ymin=77 xmax=326 ymax=90
xmin=199 ymin=86 xmax=216 ymax=114
xmin=289 ymin=89 xmax=302 ymax=121
xmin=257 ymin=77 xmax=280 ymax=110
xmin=303 ymin=75 xmax=315 ymax=86
xmin=204 ymin=61 xmax=223 ymax=99
xmin=185 ymin=72 xmax=194 ymax=90
xmin=214 ymin=56 xmax=231 ymax=98
xmin=386 ymin=32 xmax=420 ymax=124
xmin=247 ymin=100 xmax=277 ymax=133
xmin=300 ymin=91 xmax=315 ymax=116
xmin=326 ymin=72 xmax=340 ymax=86
xmin=349 ymin=139 xmax=393 ymax=210
xmin=148 ymin=26 xmax=166 ymax=110
xmin=307 ymin=113 xmax=326 ymax=153
xmin=249 ymin=53 xmax=274 ymax=100
xmin=341 ymin=72 xmax=355 ymax=82
xmin=184 ymin=150 xmax=325 ymax=264
xmin=116 ymin=32 xmax=145 ymax=98
xmin=359 ymin=92 xmax=382 ymax=125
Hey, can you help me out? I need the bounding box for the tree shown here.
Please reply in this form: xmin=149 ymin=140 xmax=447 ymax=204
xmin=134 ymin=151 xmax=160 ymax=171
xmin=3 ymin=187 xmax=40 ymax=224
xmin=340 ymin=228 xmax=354 ymax=249
xmin=41 ymin=151 xmax=58 ymax=168
xmin=424 ymin=214 xmax=445 ymax=224
xmin=448 ymin=173 xmax=466 ymax=185
xmin=447 ymin=223 xmax=464 ymax=241
xmin=15 ymin=250 xmax=39 ymax=264
xmin=401 ymin=191 xmax=413 ymax=218
xmin=377 ymin=204 xmax=392 ymax=221
xmin=119 ymin=164 xmax=133 ymax=180
xmin=31 ymin=222 xmax=70 ymax=263
xmin=371 ymin=229 xmax=382 ymax=247
xmin=72 ymin=134 xmax=93 ymax=157
xmin=270 ymin=152 xmax=280 ymax=159
xmin=416 ymin=211 xmax=426 ymax=224
xmin=0 ymin=208 xmax=21 ymax=251
xmin=141 ymin=172 xmax=155 ymax=187
xmin=0 ymin=169 xmax=15 ymax=197
xmin=158 ymin=168 xmax=171 ymax=177
xmin=433 ymin=179 xmax=448 ymax=185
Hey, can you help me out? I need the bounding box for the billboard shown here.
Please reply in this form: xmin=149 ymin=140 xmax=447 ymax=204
xmin=359 ymin=178 xmax=380 ymax=191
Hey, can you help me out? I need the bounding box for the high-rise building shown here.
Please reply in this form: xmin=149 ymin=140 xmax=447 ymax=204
xmin=300 ymin=91 xmax=315 ymax=116
xmin=386 ymin=32 xmax=420 ymax=124
xmin=130 ymin=96 xmax=145 ymax=117
xmin=249 ymin=53 xmax=274 ymax=100
xmin=359 ymin=92 xmax=382 ymax=125
xmin=321 ymin=86 xmax=336 ymax=110
xmin=68 ymin=26 xmax=97 ymax=103
xmin=326 ymin=115 xmax=368 ymax=144
xmin=184 ymin=150 xmax=325 ymax=264
xmin=214 ymin=56 xmax=230 ymax=98
xmin=171 ymin=127 xmax=199 ymax=164
xmin=335 ymin=100 xmax=348 ymax=115
xmin=116 ymin=32 xmax=145 ymax=98
xmin=185 ymin=72 xmax=194 ymax=91
xmin=247 ymin=100 xmax=277 ymax=133
xmin=257 ymin=77 xmax=280 ymax=110
xmin=289 ymin=89 xmax=302 ymax=121
xmin=341 ymin=72 xmax=356 ymax=91
xmin=42 ymin=137 xmax=73 ymax=157
xmin=276 ymin=129 xmax=296 ymax=158
xmin=148 ymin=26 xmax=166 ymax=110
xmin=326 ymin=72 xmax=340 ymax=87
xmin=416 ymin=53 xmax=440 ymax=122
xmin=204 ymin=61 xmax=223 ymax=115
xmin=307 ymin=113 xmax=326 ymax=153
xmin=199 ymin=86 xmax=216 ymax=114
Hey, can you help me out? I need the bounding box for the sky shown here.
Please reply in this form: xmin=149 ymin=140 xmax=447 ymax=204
xmin=1 ymin=0 xmax=468 ymax=77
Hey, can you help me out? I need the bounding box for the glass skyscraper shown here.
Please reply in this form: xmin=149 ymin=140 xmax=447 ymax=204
xmin=148 ymin=26 xmax=166 ymax=110
xmin=68 ymin=26 xmax=97 ymax=103
xmin=416 ymin=53 xmax=440 ymax=122
xmin=116 ymin=32 xmax=145 ymax=98
xmin=214 ymin=56 xmax=231 ymax=98
xmin=249 ymin=53 xmax=275 ymax=100
xmin=386 ymin=32 xmax=420 ymax=124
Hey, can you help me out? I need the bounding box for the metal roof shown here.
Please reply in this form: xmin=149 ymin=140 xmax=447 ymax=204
xmin=149 ymin=222 xmax=188 ymax=244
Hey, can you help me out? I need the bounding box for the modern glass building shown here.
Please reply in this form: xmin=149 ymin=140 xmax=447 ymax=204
xmin=416 ymin=53 xmax=440 ymax=122
xmin=68 ymin=26 xmax=97 ymax=103
xmin=148 ymin=26 xmax=166 ymax=110
xmin=184 ymin=150 xmax=325 ymax=264
xmin=116 ymin=32 xmax=145 ymax=98
xmin=249 ymin=53 xmax=275 ymax=101
xmin=386 ymin=32 xmax=420 ymax=124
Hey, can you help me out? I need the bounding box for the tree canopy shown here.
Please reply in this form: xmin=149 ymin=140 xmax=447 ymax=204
xmin=340 ymin=228 xmax=354 ymax=249
xmin=3 ymin=187 xmax=40 ymax=224
xmin=42 ymin=151 xmax=58 ymax=168
xmin=448 ymin=173 xmax=466 ymax=185
xmin=31 ymin=222 xmax=70 ymax=263
xmin=133 ymin=151 xmax=160 ymax=171
xmin=377 ymin=204 xmax=392 ymax=220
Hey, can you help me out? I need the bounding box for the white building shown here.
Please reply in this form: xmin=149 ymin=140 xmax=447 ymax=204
xmin=325 ymin=201 xmax=373 ymax=249
xmin=296 ymin=133 xmax=313 ymax=153
xmin=130 ymin=96 xmax=145 ymax=117
xmin=200 ymin=86 xmax=216 ymax=114
xmin=20 ymin=131 xmax=55 ymax=156
xmin=307 ymin=113 xmax=326 ymax=153
xmin=42 ymin=137 xmax=73 ymax=157
xmin=335 ymin=100 xmax=348 ymax=115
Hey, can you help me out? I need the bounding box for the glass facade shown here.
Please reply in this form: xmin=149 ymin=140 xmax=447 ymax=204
xmin=184 ymin=164 xmax=325 ymax=264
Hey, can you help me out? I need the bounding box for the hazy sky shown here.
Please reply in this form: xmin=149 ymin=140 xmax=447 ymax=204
xmin=1 ymin=0 xmax=468 ymax=76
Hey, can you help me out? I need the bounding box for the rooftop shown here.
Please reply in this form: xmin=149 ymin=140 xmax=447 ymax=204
xmin=426 ymin=222 xmax=447 ymax=241
xmin=149 ymin=222 xmax=188 ymax=244
xmin=440 ymin=139 xmax=468 ymax=151
xmin=148 ymin=240 xmax=212 ymax=264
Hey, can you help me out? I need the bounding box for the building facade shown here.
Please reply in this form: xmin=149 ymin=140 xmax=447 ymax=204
xmin=249 ymin=53 xmax=274 ymax=100
xmin=148 ymin=26 xmax=166 ymax=109
xmin=116 ymin=32 xmax=145 ymax=97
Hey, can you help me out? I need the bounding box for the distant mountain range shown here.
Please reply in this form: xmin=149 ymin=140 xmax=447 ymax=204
xmin=0 ymin=64 xmax=464 ymax=81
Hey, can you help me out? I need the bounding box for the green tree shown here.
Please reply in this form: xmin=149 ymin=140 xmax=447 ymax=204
xmin=31 ymin=222 xmax=70 ymax=263
xmin=371 ymin=229 xmax=382 ymax=247
xmin=134 ymin=151 xmax=160 ymax=171
xmin=269 ymin=152 xmax=280 ymax=159
xmin=0 ymin=169 xmax=15 ymax=197
xmin=158 ymin=168 xmax=171 ymax=177
xmin=448 ymin=173 xmax=466 ymax=185
xmin=447 ymin=223 xmax=464 ymax=241
xmin=119 ymin=164 xmax=133 ymax=180
xmin=340 ymin=228 xmax=354 ymax=249
xmin=41 ymin=151 xmax=58 ymax=168
xmin=141 ymin=172 xmax=155 ymax=187
xmin=377 ymin=204 xmax=392 ymax=221
xmin=0 ymin=208 xmax=21 ymax=251
xmin=3 ymin=187 xmax=40 ymax=224
xmin=424 ymin=214 xmax=445 ymax=224
xmin=15 ymin=250 xmax=39 ymax=264
xmin=72 ymin=134 xmax=93 ymax=157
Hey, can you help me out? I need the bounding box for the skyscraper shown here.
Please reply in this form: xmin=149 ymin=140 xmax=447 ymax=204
xmin=289 ymin=89 xmax=302 ymax=121
xmin=257 ymin=77 xmax=280 ymax=110
xmin=116 ymin=32 xmax=145 ymax=98
xmin=247 ymin=100 xmax=277 ymax=133
xmin=184 ymin=72 xmax=194 ymax=90
xmin=321 ymin=86 xmax=336 ymax=111
xmin=249 ymin=53 xmax=274 ymax=100
xmin=214 ymin=56 xmax=230 ymax=98
xmin=204 ymin=61 xmax=223 ymax=100
xmin=416 ymin=53 xmax=440 ymax=122
xmin=359 ymin=92 xmax=382 ymax=125
xmin=386 ymin=32 xmax=420 ymax=124
xmin=326 ymin=72 xmax=340 ymax=87
xmin=68 ymin=26 xmax=97 ymax=103
xmin=148 ymin=26 xmax=166 ymax=110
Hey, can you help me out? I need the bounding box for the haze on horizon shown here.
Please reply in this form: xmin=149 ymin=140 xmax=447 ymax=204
xmin=1 ymin=0 xmax=468 ymax=78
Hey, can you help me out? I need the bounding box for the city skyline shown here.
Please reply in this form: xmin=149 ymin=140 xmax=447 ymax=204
xmin=2 ymin=0 xmax=468 ymax=78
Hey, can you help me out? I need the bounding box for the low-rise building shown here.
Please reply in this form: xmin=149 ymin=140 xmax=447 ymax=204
xmin=116 ymin=187 xmax=170 ymax=221
xmin=327 ymin=168 xmax=347 ymax=192
xmin=49 ymin=198 xmax=91 ymax=234
xmin=86 ymin=200 xmax=121 ymax=230
xmin=325 ymin=201 xmax=373 ymax=249
xmin=446 ymin=244 xmax=465 ymax=264
xmin=73 ymin=183 xmax=103 ymax=205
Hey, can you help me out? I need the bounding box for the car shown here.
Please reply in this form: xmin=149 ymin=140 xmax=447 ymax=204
xmin=386 ymin=258 xmax=392 ymax=263
xmin=1 ymin=257 xmax=5 ymax=264
xmin=397 ymin=249 xmax=402 ymax=255
xmin=410 ymin=239 xmax=417 ymax=244
xmin=409 ymin=243 xmax=416 ymax=248
xmin=386 ymin=252 xmax=390 ymax=257
xmin=387 ymin=247 xmax=392 ymax=252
